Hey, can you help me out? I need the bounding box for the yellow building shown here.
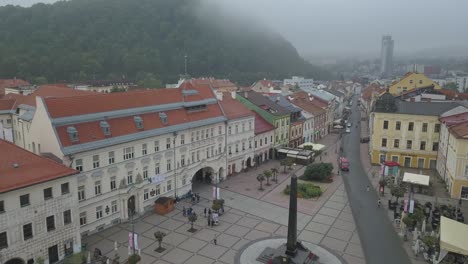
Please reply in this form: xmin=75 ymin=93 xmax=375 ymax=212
xmin=388 ymin=72 xmax=441 ymax=95
xmin=370 ymin=93 xmax=459 ymax=169
xmin=437 ymin=112 xmax=468 ymax=199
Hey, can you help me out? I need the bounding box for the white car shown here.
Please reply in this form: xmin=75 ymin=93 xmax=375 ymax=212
xmin=345 ymin=128 xmax=351 ymax=133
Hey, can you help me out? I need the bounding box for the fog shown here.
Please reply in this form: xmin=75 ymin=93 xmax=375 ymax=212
xmin=3 ymin=0 xmax=468 ymax=59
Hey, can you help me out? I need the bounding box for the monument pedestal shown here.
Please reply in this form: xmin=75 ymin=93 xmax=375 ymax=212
xmin=257 ymin=242 xmax=318 ymax=264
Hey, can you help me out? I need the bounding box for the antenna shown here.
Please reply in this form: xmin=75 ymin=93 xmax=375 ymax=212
xmin=184 ymin=55 xmax=188 ymax=76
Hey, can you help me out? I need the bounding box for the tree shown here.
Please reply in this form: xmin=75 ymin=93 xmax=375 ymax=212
xmin=264 ymin=170 xmax=272 ymax=186
xmin=188 ymin=214 xmax=198 ymax=232
xmin=153 ymin=231 xmax=166 ymax=251
xmin=302 ymin=163 xmax=333 ymax=182
xmin=212 ymin=202 xmax=221 ymax=212
xmin=286 ymin=158 xmax=294 ymax=170
xmin=257 ymin=174 xmax=265 ymax=191
xmin=391 ymin=185 xmax=405 ymax=202
xmin=444 ymin=82 xmax=459 ymax=91
xmin=271 ymin=167 xmax=279 ymax=183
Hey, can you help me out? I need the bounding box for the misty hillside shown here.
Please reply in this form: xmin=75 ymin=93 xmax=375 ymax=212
xmin=0 ymin=0 xmax=331 ymax=85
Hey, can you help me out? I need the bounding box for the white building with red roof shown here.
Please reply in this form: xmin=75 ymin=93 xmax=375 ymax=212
xmin=16 ymin=81 xmax=227 ymax=234
xmin=218 ymin=92 xmax=255 ymax=175
xmin=0 ymin=139 xmax=80 ymax=264
xmin=253 ymin=112 xmax=275 ymax=165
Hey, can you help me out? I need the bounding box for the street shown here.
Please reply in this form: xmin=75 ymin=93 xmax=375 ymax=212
xmin=341 ymin=95 xmax=411 ymax=264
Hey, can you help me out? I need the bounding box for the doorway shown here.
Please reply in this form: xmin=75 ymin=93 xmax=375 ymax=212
xmin=5 ymin=259 xmax=25 ymax=264
xmin=417 ymin=158 xmax=425 ymax=169
xmin=127 ymin=195 xmax=136 ymax=216
xmin=429 ymin=159 xmax=437 ymax=170
xmin=404 ymin=157 xmax=411 ymax=167
xmin=48 ymin=245 xmax=59 ymax=264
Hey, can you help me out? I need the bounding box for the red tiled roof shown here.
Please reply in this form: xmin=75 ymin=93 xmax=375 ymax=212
xmin=0 ymin=139 xmax=77 ymax=193
xmin=257 ymin=80 xmax=275 ymax=88
xmin=288 ymin=91 xmax=327 ymax=115
xmin=253 ymin=112 xmax=274 ymax=135
xmin=439 ymin=89 xmax=468 ymax=100
xmin=45 ymin=82 xmax=214 ymax=118
xmin=0 ymin=99 xmax=15 ymax=111
xmin=190 ymin=78 xmax=236 ymax=89
xmin=219 ymin=93 xmax=253 ymax=120
xmin=361 ymin=84 xmax=385 ymax=101
xmin=0 ymin=79 xmax=30 ymax=97
xmin=440 ymin=111 xmax=468 ymax=125
xmin=448 ymin=121 xmax=468 ymax=139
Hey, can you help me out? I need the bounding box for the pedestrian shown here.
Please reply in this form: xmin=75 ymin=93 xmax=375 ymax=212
xmin=204 ymin=208 xmax=207 ymax=217
xmin=207 ymin=217 xmax=211 ymax=226
xmin=208 ymin=209 xmax=212 ymax=215
xmin=182 ymin=206 xmax=186 ymax=217
xmin=197 ymin=194 xmax=200 ymax=203
xmin=366 ymin=185 xmax=370 ymax=192
xmin=213 ymin=235 xmax=217 ymax=245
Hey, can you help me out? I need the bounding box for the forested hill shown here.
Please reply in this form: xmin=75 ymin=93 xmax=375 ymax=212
xmin=0 ymin=0 xmax=331 ymax=86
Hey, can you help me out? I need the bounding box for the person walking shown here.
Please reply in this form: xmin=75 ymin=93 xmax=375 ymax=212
xmin=207 ymin=216 xmax=211 ymax=226
xmin=197 ymin=194 xmax=200 ymax=203
xmin=204 ymin=208 xmax=207 ymax=217
xmin=182 ymin=206 xmax=186 ymax=217
xmin=366 ymin=185 xmax=370 ymax=192
xmin=377 ymin=198 xmax=381 ymax=208
xmin=213 ymin=235 xmax=217 ymax=245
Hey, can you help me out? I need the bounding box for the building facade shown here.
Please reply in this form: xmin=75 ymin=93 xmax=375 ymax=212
xmin=288 ymin=91 xmax=326 ymax=141
xmin=0 ymin=140 xmax=80 ymax=264
xmin=370 ymin=93 xmax=459 ymax=169
xmin=283 ymin=76 xmax=314 ymax=90
xmin=253 ymin=112 xmax=275 ymax=165
xmin=388 ymin=72 xmax=441 ymax=95
xmin=380 ymin=35 xmax=394 ymax=77
xmin=218 ymin=93 xmax=255 ymax=176
xmin=13 ymin=82 xmax=227 ymax=235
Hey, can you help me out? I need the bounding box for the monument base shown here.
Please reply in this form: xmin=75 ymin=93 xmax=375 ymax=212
xmin=256 ymin=242 xmax=318 ymax=264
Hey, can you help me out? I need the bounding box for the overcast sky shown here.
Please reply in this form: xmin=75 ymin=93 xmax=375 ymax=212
xmin=2 ymin=0 xmax=468 ymax=58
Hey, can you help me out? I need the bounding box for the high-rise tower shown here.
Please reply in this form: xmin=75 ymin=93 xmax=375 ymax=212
xmin=380 ymin=35 xmax=394 ymax=77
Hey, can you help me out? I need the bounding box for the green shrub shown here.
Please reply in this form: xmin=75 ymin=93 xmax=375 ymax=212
xmin=284 ymin=183 xmax=322 ymax=199
xmin=128 ymin=254 xmax=141 ymax=264
xmin=301 ymin=163 xmax=333 ymax=182
xmin=63 ymin=253 xmax=86 ymax=264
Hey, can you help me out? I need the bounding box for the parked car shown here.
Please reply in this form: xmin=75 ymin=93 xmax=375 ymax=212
xmin=347 ymin=123 xmax=351 ymax=128
xmin=339 ymin=157 xmax=350 ymax=171
xmin=345 ymin=128 xmax=351 ymax=133
xmin=360 ymin=136 xmax=370 ymax=143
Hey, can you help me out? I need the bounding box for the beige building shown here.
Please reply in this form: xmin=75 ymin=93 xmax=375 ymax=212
xmin=0 ymin=140 xmax=80 ymax=264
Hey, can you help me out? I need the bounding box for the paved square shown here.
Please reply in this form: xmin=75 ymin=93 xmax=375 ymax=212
xmin=162 ymin=248 xmax=192 ymax=264
xmin=224 ymin=224 xmax=250 ymax=237
xmin=312 ymin=214 xmax=336 ymax=225
xmin=305 ymin=221 xmax=330 ymax=234
xmin=298 ymin=230 xmax=324 ymax=244
xmin=178 ymin=237 xmax=207 ymax=252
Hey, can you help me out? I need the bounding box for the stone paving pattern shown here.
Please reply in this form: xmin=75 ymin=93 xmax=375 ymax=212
xmin=83 ymin=134 xmax=366 ymax=264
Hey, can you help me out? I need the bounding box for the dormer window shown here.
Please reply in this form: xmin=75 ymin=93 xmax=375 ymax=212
xmin=159 ymin=112 xmax=167 ymax=125
xmin=134 ymin=116 xmax=143 ymax=130
xmin=99 ymin=121 xmax=111 ymax=136
xmin=66 ymin=126 xmax=79 ymax=143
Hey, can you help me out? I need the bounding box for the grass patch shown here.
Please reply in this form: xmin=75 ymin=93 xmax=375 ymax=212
xmin=283 ymin=183 xmax=322 ymax=199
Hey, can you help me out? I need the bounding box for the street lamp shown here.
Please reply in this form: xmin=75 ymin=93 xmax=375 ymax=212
xmin=214 ymin=171 xmax=218 ymax=200
xmin=173 ymin=132 xmax=178 ymax=200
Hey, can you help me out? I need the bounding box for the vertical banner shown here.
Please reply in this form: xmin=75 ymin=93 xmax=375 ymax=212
xmin=128 ymin=233 xmax=139 ymax=250
xmin=409 ymin=200 xmax=415 ymax=214
xmin=134 ymin=234 xmax=139 ymax=250
xmin=404 ymin=192 xmax=409 ymax=212
xmin=212 ymin=187 xmax=220 ymax=199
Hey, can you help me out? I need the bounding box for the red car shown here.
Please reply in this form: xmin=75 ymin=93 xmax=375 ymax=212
xmin=339 ymin=157 xmax=350 ymax=171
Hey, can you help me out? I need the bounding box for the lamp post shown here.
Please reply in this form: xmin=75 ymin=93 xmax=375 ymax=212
xmin=214 ymin=172 xmax=218 ymax=200
xmin=173 ymin=132 xmax=178 ymax=200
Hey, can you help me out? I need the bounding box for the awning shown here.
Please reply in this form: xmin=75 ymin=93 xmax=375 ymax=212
xmin=402 ymin=172 xmax=430 ymax=186
xmin=334 ymin=125 xmax=344 ymax=129
xmin=384 ymin=161 xmax=400 ymax=167
xmin=298 ymin=143 xmax=325 ymax=151
xmin=440 ymin=216 xmax=468 ymax=256
xmin=333 ymin=119 xmax=342 ymax=124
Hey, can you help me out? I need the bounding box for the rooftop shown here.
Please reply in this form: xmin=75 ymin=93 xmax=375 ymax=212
xmin=237 ymin=91 xmax=290 ymax=116
xmin=267 ymin=95 xmax=301 ymax=113
xmin=288 ymin=91 xmax=327 ymax=116
xmin=0 ymin=79 xmax=30 ymax=97
xmin=219 ymin=93 xmax=254 ymax=120
xmin=375 ymin=93 xmax=461 ymax=116
xmin=0 ymin=139 xmax=78 ymax=193
xmin=253 ymin=112 xmax=275 ymax=135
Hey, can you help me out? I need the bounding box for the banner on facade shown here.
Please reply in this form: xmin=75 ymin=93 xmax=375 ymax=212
xmin=128 ymin=233 xmax=139 ymax=250
xmin=409 ymin=200 xmax=415 ymax=214
xmin=212 ymin=187 xmax=220 ymax=199
xmin=149 ymin=175 xmax=165 ymax=184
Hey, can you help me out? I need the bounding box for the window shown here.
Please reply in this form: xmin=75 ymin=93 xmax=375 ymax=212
xmin=79 ymin=212 xmax=87 ymax=226
xmin=201 ymin=129 xmax=204 ymax=139
xmin=228 ymin=126 xmax=232 ymax=135
xmin=110 ymin=177 xmax=116 ymax=190
xmin=383 ymin=120 xmax=388 ymax=130
xmin=75 ymin=159 xmax=83 ymax=171
xmin=406 ymin=140 xmax=412 ymax=149
xmin=111 ymin=200 xmax=118 ymax=213
xmin=155 ymin=184 xmax=161 ymax=195
xmin=20 ymin=194 xmax=30 ymax=207
xmin=154 ymin=141 xmax=160 ymax=151
xmin=166 ymin=138 xmax=171 ymax=149
xmin=242 ymin=142 xmax=245 ymax=151
xmin=63 ymin=210 xmax=72 ymax=225
xmin=464 ymin=166 xmax=468 ymax=177
xmin=409 ymin=80 xmax=413 ymax=84
xmin=155 ymin=164 xmax=160 ymax=174
xmin=419 ymin=80 xmax=423 ymax=84
xmin=167 ymin=159 xmax=172 ymax=171
xmin=167 ymin=180 xmax=172 ymax=191
xmin=143 ymin=166 xmax=148 ymax=180
xmin=205 ymin=129 xmax=209 ymax=138
xmin=249 ymin=141 xmax=252 ymax=149
xmin=249 ymin=121 xmax=252 ymax=131
xmin=420 ymin=141 xmax=426 ymax=150
xmin=394 ymin=139 xmax=400 ymax=148
xmin=23 ymin=223 xmax=33 ymax=240
xmin=0 ymin=232 xmax=7 ymax=249
xmin=218 ymin=144 xmax=222 ymax=154
xmin=235 ymin=124 xmax=239 ymax=133
xmin=123 ymin=147 xmax=134 ymax=160
xmin=422 ymin=123 xmax=428 ymax=132
xmin=43 ymin=187 xmax=53 ymax=200
xmin=191 ymin=132 xmax=194 ymax=142
xmin=242 ymin=123 xmax=245 ymax=132
xmin=61 ymin=183 xmax=69 ymax=195
xmin=108 ymin=151 xmax=115 ymax=164
xmin=381 ymin=138 xmax=387 ymax=147
xmin=96 ymin=206 xmax=103 ymax=219
xmin=197 ymin=151 xmax=200 ymax=161
xmin=265 ymin=137 xmax=268 ymax=144
xmin=408 ymin=122 xmax=414 ymax=131
xmin=144 ymin=189 xmax=149 ymax=201
xmin=180 ymin=134 xmax=185 ymax=145
xmin=127 ymin=171 xmax=133 ymax=185
xmin=142 ymin=143 xmax=147 ymax=155
xmin=0 ymin=200 xmax=4 ymax=213
xmin=94 ymin=181 xmax=101 ymax=195
xmin=435 ymin=124 xmax=441 ymax=133
xmin=432 ymin=142 xmax=439 ymax=151
xmin=93 ymin=155 xmax=100 ymax=168
xmin=255 ymin=141 xmax=257 ymax=148
xmin=196 ymin=131 xmax=200 ymax=140
xmin=219 ymin=126 xmax=222 ymax=135
xmin=181 ymin=155 xmax=185 ymax=167
xmin=235 ymin=144 xmax=239 ymax=153
xmin=46 ymin=215 xmax=55 ymax=232
xmin=78 ymin=186 xmax=85 ymax=201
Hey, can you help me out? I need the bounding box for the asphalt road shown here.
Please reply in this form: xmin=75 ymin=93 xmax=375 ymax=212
xmin=341 ymin=96 xmax=411 ymax=264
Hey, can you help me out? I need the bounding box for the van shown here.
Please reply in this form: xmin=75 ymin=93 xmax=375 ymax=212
xmin=339 ymin=157 xmax=350 ymax=171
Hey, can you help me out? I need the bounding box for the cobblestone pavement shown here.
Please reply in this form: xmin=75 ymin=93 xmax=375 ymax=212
xmin=83 ymin=134 xmax=366 ymax=264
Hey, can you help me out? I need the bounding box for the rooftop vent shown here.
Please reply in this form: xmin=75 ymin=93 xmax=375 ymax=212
xmin=12 ymin=163 xmax=19 ymax=168
xmin=66 ymin=126 xmax=79 ymax=143
xmin=134 ymin=116 xmax=143 ymax=130
xmin=159 ymin=112 xmax=168 ymax=125
xmin=99 ymin=120 xmax=111 ymax=136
